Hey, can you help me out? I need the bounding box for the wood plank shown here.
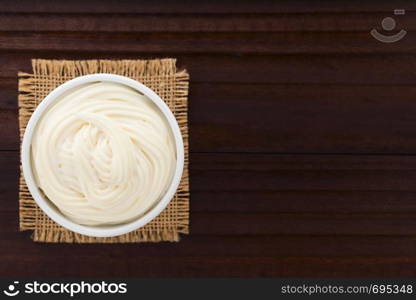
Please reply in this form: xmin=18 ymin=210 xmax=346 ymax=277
xmin=0 ymin=12 xmax=414 ymax=33
xmin=0 ymin=32 xmax=414 ymax=55
xmin=192 ymin=191 xmax=416 ymax=213
xmin=1 ymin=254 xmax=416 ymax=277
xmin=0 ymin=78 xmax=17 ymax=109
xmin=2 ymin=53 xmax=416 ymax=85
xmin=189 ymin=84 xmax=416 ymax=153
xmin=187 ymin=212 xmax=416 ymax=236
xmin=4 ymin=233 xmax=416 ymax=258
xmin=0 ymin=0 xmax=414 ymax=14
xmin=1 ymin=53 xmax=416 ymax=85
xmin=0 ymin=109 xmax=18 ymax=150
xmin=190 ymin=154 xmax=416 ymax=191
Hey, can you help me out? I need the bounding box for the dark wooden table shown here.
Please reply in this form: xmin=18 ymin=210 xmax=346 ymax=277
xmin=1 ymin=0 xmax=416 ymax=277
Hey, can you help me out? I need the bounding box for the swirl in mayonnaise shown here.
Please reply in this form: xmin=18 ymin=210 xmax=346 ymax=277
xmin=31 ymin=82 xmax=176 ymax=225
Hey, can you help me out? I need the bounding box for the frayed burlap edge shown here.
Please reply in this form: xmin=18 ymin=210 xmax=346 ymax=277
xmin=18 ymin=59 xmax=190 ymax=243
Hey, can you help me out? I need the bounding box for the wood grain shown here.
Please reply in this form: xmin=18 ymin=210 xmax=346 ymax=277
xmin=1 ymin=0 xmax=416 ymax=277
xmin=1 ymin=53 xmax=416 ymax=85
xmin=0 ymin=0 xmax=414 ymax=14
xmin=0 ymin=32 xmax=415 ymax=54
xmin=0 ymin=13 xmax=414 ymax=33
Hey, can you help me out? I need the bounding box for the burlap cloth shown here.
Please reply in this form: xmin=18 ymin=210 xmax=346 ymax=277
xmin=18 ymin=59 xmax=189 ymax=243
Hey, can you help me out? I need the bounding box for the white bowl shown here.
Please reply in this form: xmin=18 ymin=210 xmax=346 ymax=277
xmin=21 ymin=74 xmax=184 ymax=237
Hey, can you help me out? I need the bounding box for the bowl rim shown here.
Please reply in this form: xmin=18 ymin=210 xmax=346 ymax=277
xmin=21 ymin=73 xmax=185 ymax=237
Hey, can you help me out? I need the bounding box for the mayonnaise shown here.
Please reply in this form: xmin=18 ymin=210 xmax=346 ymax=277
xmin=31 ymin=82 xmax=176 ymax=225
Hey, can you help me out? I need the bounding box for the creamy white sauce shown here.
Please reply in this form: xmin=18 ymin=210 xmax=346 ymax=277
xmin=31 ymin=82 xmax=176 ymax=225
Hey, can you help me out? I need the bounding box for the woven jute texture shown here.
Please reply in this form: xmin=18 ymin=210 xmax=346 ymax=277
xmin=18 ymin=59 xmax=189 ymax=243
